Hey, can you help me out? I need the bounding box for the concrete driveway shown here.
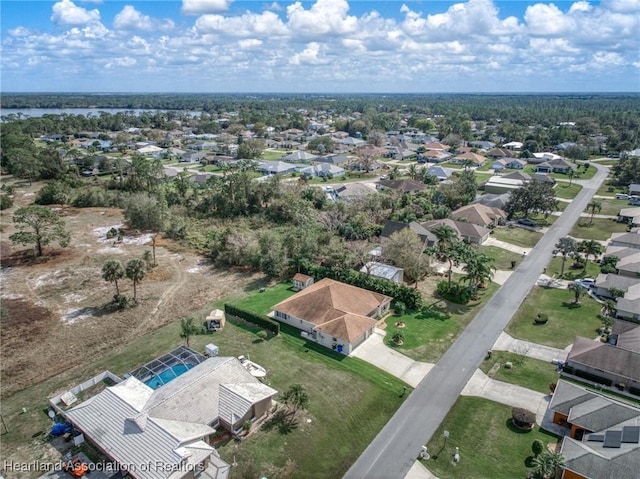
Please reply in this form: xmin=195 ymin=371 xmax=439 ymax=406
xmin=492 ymin=332 xmax=570 ymax=363
xmin=350 ymin=328 xmax=433 ymax=388
xmin=461 ymin=370 xmax=551 ymax=424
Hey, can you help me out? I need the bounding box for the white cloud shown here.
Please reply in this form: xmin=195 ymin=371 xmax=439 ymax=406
xmin=524 ymin=3 xmax=574 ymax=36
xmin=238 ymin=38 xmax=263 ymax=49
xmin=290 ymin=42 xmax=329 ymax=65
xmin=286 ymin=0 xmax=357 ymax=37
xmin=601 ymin=0 xmax=640 ymax=13
xmin=181 ymin=0 xmax=233 ymax=15
xmin=113 ymin=6 xmax=174 ymax=31
xmin=195 ymin=11 xmax=287 ymax=36
xmin=51 ymin=0 xmax=101 ymax=25
xmin=2 ymin=0 xmax=637 ymax=92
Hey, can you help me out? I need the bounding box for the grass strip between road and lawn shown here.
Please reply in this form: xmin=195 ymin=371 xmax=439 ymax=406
xmin=479 ymin=351 xmax=560 ymax=394
xmin=554 ymin=183 xmax=583 ymax=199
xmin=506 ymin=285 xmax=602 ymax=349
xmin=424 ymin=397 xmax=559 ymax=479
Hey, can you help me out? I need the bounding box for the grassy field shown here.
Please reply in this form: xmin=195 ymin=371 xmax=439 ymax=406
xmin=596 ymin=180 xmax=624 ymax=197
xmin=424 ymin=397 xmax=559 ymax=479
xmin=384 ymin=282 xmax=499 ymax=363
xmin=477 ymin=245 xmax=522 ymax=271
xmin=506 ymin=286 xmax=602 ymax=349
xmin=479 ymin=351 xmax=560 ymax=394
xmin=569 ymin=217 xmax=628 ymax=241
xmin=584 ymin=198 xmax=627 ymax=216
xmin=545 ymin=256 xmax=601 ymax=280
xmin=554 ymin=183 xmax=583 ymax=199
xmin=492 ymin=227 xmax=543 ymax=248
xmin=2 ymin=284 xmax=409 ymax=479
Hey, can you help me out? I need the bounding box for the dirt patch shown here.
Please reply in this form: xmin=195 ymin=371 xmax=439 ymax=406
xmin=1 ymin=188 xmax=260 ymax=399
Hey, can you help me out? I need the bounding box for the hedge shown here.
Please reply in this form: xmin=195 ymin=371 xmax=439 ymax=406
xmin=224 ymin=304 xmax=280 ymax=335
xmin=300 ymin=264 xmax=423 ymax=310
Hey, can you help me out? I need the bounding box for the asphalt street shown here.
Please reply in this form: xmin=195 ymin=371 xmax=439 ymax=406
xmin=343 ymin=163 xmax=609 ymax=479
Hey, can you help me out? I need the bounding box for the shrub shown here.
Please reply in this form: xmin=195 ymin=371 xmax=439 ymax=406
xmin=391 ymin=330 xmax=405 ymax=345
xmin=0 ymin=194 xmax=13 ymax=210
xmin=535 ymin=313 xmax=549 ymax=324
xmin=256 ymin=330 xmax=268 ymax=342
xmin=436 ymin=281 xmax=472 ymax=304
xmin=301 ymin=264 xmax=422 ymax=310
xmin=532 ymin=439 xmax=545 ymax=457
xmin=393 ymin=301 xmax=406 ymax=316
xmin=512 ymin=407 xmax=536 ymax=430
xmin=224 ymin=304 xmax=280 ymax=335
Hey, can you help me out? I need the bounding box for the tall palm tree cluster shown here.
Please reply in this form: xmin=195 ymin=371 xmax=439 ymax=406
xmin=101 ymin=258 xmax=147 ymax=304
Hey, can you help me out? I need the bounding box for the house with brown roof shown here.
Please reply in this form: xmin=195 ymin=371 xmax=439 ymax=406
xmin=546 ymin=380 xmax=640 ymax=479
xmin=271 ymin=278 xmax=392 ymax=355
xmin=422 ymin=218 xmax=492 ymax=245
xmin=450 ymin=152 xmax=487 ymax=166
xmin=563 ymin=322 xmax=640 ymax=395
xmin=378 ymin=179 xmax=428 ymax=193
xmin=292 ymin=273 xmax=314 ymax=291
xmin=451 ymin=204 xmax=507 ymax=228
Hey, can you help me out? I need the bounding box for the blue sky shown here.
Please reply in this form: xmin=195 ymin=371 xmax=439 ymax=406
xmin=1 ymin=0 xmax=639 ymax=93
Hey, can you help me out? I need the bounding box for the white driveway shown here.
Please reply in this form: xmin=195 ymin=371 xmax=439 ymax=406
xmin=492 ymin=332 xmax=570 ymax=362
xmin=350 ymin=328 xmax=433 ymax=387
xmin=461 ymin=369 xmax=551 ymax=424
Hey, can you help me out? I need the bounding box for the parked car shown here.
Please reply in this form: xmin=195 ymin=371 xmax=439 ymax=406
xmin=615 ymin=193 xmax=629 ymax=200
xmin=517 ymin=218 xmax=537 ymax=227
xmin=573 ymin=278 xmax=595 ymax=290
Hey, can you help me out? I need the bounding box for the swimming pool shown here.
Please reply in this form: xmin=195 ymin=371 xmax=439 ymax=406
xmin=144 ymin=363 xmax=193 ymax=389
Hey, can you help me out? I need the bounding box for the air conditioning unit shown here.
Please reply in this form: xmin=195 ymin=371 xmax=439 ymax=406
xmin=205 ymin=344 xmax=219 ymax=357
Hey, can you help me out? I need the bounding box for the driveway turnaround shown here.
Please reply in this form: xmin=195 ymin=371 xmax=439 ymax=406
xmin=343 ymin=163 xmax=609 ymax=479
xmin=350 ymin=328 xmax=433 ymax=388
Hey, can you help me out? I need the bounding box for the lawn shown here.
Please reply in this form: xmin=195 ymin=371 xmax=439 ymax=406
xmin=233 ymin=281 xmax=295 ymax=315
xmin=554 ymin=183 xmax=583 ymax=199
xmin=477 ymin=245 xmax=522 ymax=271
xmin=2 ymin=284 xmax=409 ymax=479
xmin=596 ymin=180 xmax=624 ymax=197
xmin=492 ymin=227 xmax=543 ymax=249
xmin=523 ymin=165 xmax=596 ymax=180
xmin=569 ymin=217 xmax=628 ymax=241
xmin=554 ymin=200 xmax=569 ymax=212
xmin=584 ymin=198 xmax=626 ymax=217
xmin=479 ymin=351 xmax=560 ymax=394
xmin=384 ymin=282 xmax=499 ymax=363
xmin=260 ymin=150 xmax=288 ymax=161
xmin=424 ymin=397 xmax=559 ymax=479
xmin=506 ymin=285 xmax=602 ymax=349
xmin=545 ymin=256 xmax=601 ymax=280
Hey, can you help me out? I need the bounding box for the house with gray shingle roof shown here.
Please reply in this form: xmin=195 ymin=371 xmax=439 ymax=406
xmin=422 ymin=218 xmax=492 ymax=245
xmin=563 ymin=322 xmax=640 ymax=394
xmin=546 ymin=380 xmax=640 ymax=479
xmin=610 ymin=232 xmax=640 ymax=249
xmin=63 ymin=356 xmax=278 ymax=479
xmin=380 ymin=220 xmax=438 ymax=247
xmin=593 ymin=273 xmax=640 ymax=298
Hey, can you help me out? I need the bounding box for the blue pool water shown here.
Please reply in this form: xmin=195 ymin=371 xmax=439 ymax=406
xmin=144 ymin=364 xmax=193 ymax=389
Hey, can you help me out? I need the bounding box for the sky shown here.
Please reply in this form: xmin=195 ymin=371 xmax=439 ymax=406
xmin=1 ymin=0 xmax=639 ymax=93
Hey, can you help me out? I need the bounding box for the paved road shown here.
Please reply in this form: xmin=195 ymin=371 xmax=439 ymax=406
xmin=343 ymin=163 xmax=609 ymax=479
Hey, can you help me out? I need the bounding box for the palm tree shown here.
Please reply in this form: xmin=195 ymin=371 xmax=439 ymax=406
xmin=280 ymin=384 xmax=310 ymax=412
xmin=407 ymin=163 xmax=419 ymax=180
xmin=567 ymin=168 xmax=575 ymax=186
xmin=101 ymin=260 xmax=124 ymax=297
xmin=568 ymin=282 xmax=586 ymax=304
xmin=554 ymin=237 xmax=578 ymax=277
xmin=462 ymin=252 xmax=495 ymax=293
xmin=180 ymin=317 xmax=200 ymax=348
xmin=578 ymin=239 xmax=604 ymax=271
xmin=125 ymin=259 xmax=146 ymax=301
xmin=531 ymin=450 xmax=566 ymax=479
xmin=429 ymin=224 xmax=460 ymax=286
xmin=585 ymin=200 xmax=602 ymax=225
